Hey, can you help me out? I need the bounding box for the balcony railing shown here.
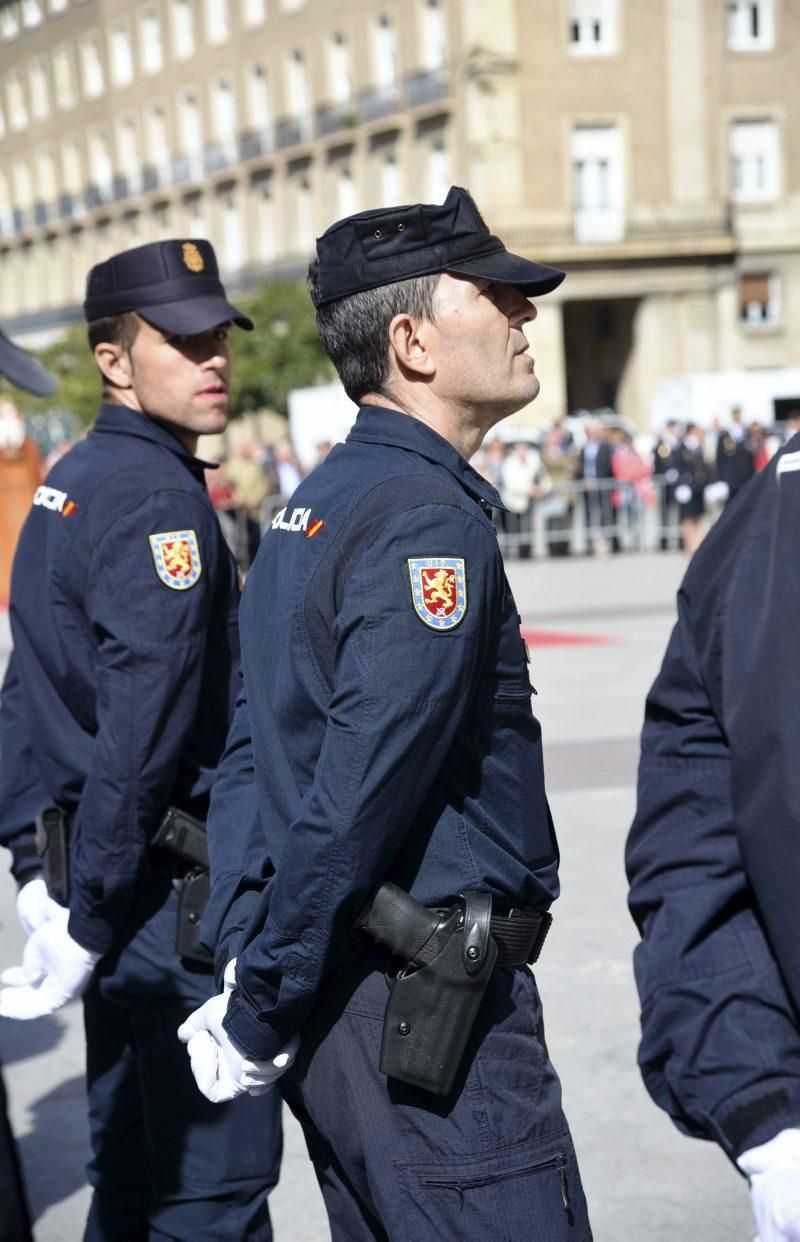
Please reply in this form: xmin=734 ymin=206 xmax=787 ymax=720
xmin=358 ymin=84 xmax=401 ymax=123
xmin=405 ymin=67 xmax=448 ymax=108
xmin=499 ymin=203 xmax=734 ymax=250
xmin=275 ymin=115 xmax=312 ymax=149
xmin=316 ymin=100 xmax=358 ymax=137
xmin=239 ymin=128 xmax=273 ymax=161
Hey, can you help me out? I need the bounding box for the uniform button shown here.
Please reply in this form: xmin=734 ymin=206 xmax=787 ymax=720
xmin=397 ymin=1021 xmax=411 ymax=1036
xmin=467 ymin=946 xmax=480 ymax=961
xmin=188 ymin=912 xmax=199 ymax=924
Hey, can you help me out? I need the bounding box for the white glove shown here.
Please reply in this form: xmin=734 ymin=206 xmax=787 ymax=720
xmin=738 ymin=1128 xmax=800 ymax=1242
xmin=0 ymin=907 xmax=101 ymax=1019
xmin=16 ymin=875 xmax=63 ymax=937
xmin=177 ymin=958 xmax=300 ymax=1104
xmin=674 ymin=483 xmax=692 ymax=505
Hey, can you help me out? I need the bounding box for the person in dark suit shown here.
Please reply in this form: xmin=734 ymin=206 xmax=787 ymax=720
xmin=674 ymin=423 xmax=709 ymax=555
xmin=576 ymin=419 xmax=619 ymax=554
xmin=652 ymin=420 xmax=681 ymax=550
xmin=716 ymin=407 xmax=754 ymax=504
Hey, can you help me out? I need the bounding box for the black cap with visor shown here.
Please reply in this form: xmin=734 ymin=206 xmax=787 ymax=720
xmin=83 ymin=239 xmax=254 ymax=334
xmin=311 ymin=185 xmax=565 ymax=307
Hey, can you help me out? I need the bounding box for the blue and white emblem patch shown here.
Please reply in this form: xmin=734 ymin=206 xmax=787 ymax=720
xmin=407 ymin=557 xmax=467 ymax=631
xmin=148 ymin=529 xmax=202 ymax=590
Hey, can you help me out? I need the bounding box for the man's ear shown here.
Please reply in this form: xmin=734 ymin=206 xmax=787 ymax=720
xmin=93 ymin=341 xmax=133 ymax=389
xmin=386 ymin=313 xmax=435 ymax=380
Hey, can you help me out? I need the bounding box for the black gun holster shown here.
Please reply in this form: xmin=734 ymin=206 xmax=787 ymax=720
xmin=356 ymin=885 xmax=497 ymax=1096
xmin=34 ymin=805 xmax=70 ymax=905
xmin=152 ymin=807 xmax=212 ymax=967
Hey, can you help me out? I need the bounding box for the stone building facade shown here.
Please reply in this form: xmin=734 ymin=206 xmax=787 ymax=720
xmin=0 ymin=0 xmax=797 ymax=427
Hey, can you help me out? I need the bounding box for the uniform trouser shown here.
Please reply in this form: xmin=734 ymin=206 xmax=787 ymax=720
xmin=0 ymin=1066 xmax=32 ymax=1242
xmin=82 ymin=869 xmax=282 ymax=1241
xmin=280 ymin=951 xmax=592 ymax=1241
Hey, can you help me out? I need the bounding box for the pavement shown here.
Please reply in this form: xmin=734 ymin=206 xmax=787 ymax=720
xmin=0 ymin=551 xmax=754 ymax=1241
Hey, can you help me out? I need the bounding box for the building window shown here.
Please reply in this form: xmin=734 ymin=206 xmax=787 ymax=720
xmin=327 ymin=33 xmax=352 ymax=105
xmin=211 ymin=76 xmax=237 ymax=146
xmin=255 ymin=179 xmax=276 ymax=261
xmin=140 ymin=8 xmax=164 ymax=75
xmin=380 ymin=150 xmax=402 ymax=205
xmin=30 ymin=58 xmax=51 ymax=121
xmin=280 ymin=0 xmax=305 ymax=11
xmin=184 ymin=192 xmax=206 ymax=237
xmin=220 ymin=190 xmax=242 ymax=270
xmin=373 ymin=15 xmax=398 ymax=89
xmin=568 ymin=0 xmax=617 ymax=55
xmin=0 ymin=172 xmax=13 ymax=236
xmin=286 ymin=49 xmax=311 ymax=133
xmin=729 ymin=118 xmax=779 ymax=201
xmin=49 ymin=0 xmax=68 ymax=13
xmin=335 ymin=163 xmax=356 ymax=216
xmin=145 ymin=104 xmax=170 ymax=173
xmin=246 ymin=64 xmax=270 ymax=129
xmin=178 ymin=89 xmax=203 ymax=158
xmin=7 ymin=70 xmax=29 ymax=131
xmin=727 ymin=0 xmax=774 ymax=51
xmin=110 ymin=22 xmax=133 ymax=86
xmin=36 ymin=146 xmax=58 ymax=202
xmin=241 ymin=0 xmax=265 ymax=26
xmin=22 ymin=0 xmax=42 ymax=26
xmin=571 ymin=123 xmax=624 ymax=241
xmin=81 ymin=35 xmax=105 ymax=98
xmin=171 ymin=0 xmax=195 ymax=59
xmin=87 ymin=129 xmax=113 ymax=198
xmin=205 ymin=0 xmax=229 ymax=45
xmin=419 ymin=0 xmax=445 ymax=71
xmin=53 ymin=46 xmax=76 ymax=110
xmin=739 ymin=271 xmax=780 ymax=324
xmin=1 ymin=6 xmax=20 ymax=39
xmin=427 ymin=138 xmax=449 ymax=201
xmin=12 ymin=159 xmax=34 ymax=211
xmin=61 ymin=138 xmax=83 ymax=195
xmin=116 ymin=116 xmax=142 ymax=191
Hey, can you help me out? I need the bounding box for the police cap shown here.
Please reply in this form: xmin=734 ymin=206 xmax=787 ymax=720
xmin=84 ymin=239 xmax=254 ymax=334
xmin=311 ymin=185 xmax=565 ymax=307
xmin=0 ymin=326 xmax=58 ymax=397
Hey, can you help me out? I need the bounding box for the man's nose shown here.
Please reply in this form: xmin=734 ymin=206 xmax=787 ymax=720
xmin=509 ymin=296 xmax=536 ymax=327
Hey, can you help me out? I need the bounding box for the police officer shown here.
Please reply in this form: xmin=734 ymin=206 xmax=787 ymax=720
xmin=673 ymin=422 xmax=709 ymax=555
xmin=715 ymin=406 xmax=754 ymax=504
xmin=627 ymin=427 xmax=800 ymax=1239
xmin=0 ymin=325 xmax=55 ymax=1242
xmin=0 ymin=240 xmax=282 ymax=1239
xmin=652 ymin=419 xmax=681 ymax=550
xmin=179 ymin=187 xmax=592 ymax=1239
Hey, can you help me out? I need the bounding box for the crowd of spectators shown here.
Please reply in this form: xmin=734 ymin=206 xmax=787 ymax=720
xmin=471 ymin=407 xmax=799 ymax=560
xmin=195 ymin=406 xmax=800 ymax=571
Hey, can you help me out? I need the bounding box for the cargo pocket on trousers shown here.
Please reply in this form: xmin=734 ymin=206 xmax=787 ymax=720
xmin=393 ymin=1137 xmax=583 ymax=1241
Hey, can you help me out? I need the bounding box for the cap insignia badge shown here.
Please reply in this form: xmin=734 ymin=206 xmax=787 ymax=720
xmin=182 ymin=242 xmax=205 ymax=273
xmin=149 ymin=529 xmax=202 ymax=590
xmin=407 ymin=558 xmax=467 ymax=631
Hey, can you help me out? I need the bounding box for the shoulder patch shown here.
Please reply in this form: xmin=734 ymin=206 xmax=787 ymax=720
xmin=777 ymin=450 xmax=800 ymax=478
xmin=408 ymin=557 xmax=467 ymax=631
xmin=149 ymin=529 xmax=202 ymax=590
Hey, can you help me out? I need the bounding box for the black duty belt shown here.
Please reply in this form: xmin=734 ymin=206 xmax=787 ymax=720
xmin=417 ymin=903 xmax=552 ymax=969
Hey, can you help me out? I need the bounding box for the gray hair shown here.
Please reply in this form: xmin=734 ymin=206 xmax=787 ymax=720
xmin=307 ymin=260 xmax=440 ymax=404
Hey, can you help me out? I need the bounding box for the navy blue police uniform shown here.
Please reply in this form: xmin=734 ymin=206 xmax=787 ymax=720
xmin=0 ymin=242 xmax=281 ymax=1238
xmin=627 ymin=434 xmax=800 ymax=1161
xmin=0 ymin=325 xmax=54 ymax=1242
xmin=204 ymin=189 xmax=592 ymax=1240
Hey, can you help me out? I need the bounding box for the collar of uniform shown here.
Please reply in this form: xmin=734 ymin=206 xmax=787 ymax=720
xmin=91 ymin=403 xmax=218 ymax=473
xmin=347 ymin=405 xmax=506 ymax=512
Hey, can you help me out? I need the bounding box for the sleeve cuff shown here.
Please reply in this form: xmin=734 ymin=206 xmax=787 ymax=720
xmin=711 ymin=1084 xmax=800 ymax=1162
xmin=222 ymin=990 xmax=286 ymax=1062
xmin=6 ymin=828 xmax=40 ymax=883
xmin=67 ymin=912 xmax=115 ymax=956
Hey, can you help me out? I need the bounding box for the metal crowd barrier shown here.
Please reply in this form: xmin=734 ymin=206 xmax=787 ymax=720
xmin=216 ymin=478 xmax=722 ymax=572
